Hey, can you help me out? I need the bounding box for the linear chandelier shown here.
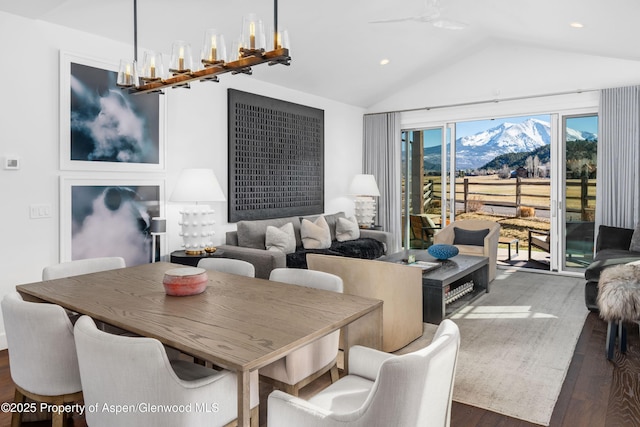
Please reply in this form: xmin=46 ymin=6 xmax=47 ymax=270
xmin=117 ymin=0 xmax=291 ymax=95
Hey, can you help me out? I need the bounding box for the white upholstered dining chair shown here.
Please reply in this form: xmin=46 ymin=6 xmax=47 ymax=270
xmin=197 ymin=257 xmax=255 ymax=277
xmin=1 ymin=292 xmax=83 ymax=427
xmin=267 ymin=319 xmax=460 ymax=427
xmin=42 ymin=256 xmax=127 ymax=332
xmin=42 ymin=256 xmax=126 ymax=280
xmin=261 ymin=268 xmax=343 ymax=396
xmin=74 ymin=315 xmax=259 ymax=427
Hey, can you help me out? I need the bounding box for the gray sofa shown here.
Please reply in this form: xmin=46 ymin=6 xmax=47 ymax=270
xmin=216 ymin=212 xmax=394 ymax=279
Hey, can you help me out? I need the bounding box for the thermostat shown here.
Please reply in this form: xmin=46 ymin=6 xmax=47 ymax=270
xmin=4 ymin=156 xmax=19 ymax=170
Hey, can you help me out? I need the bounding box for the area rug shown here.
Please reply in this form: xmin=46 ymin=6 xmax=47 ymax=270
xmin=396 ymin=268 xmax=588 ymax=426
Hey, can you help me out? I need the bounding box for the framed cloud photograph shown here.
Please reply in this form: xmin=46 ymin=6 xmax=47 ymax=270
xmin=60 ymin=177 xmax=165 ymax=266
xmin=59 ymin=51 xmax=166 ymax=171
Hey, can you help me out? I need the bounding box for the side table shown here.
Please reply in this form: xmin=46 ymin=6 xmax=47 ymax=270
xmin=170 ymin=250 xmax=224 ymax=267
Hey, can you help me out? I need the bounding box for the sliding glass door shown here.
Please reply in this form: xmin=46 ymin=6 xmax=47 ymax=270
xmin=561 ymin=114 xmax=598 ymax=271
xmin=401 ymin=128 xmax=444 ymax=249
xmin=402 ymin=111 xmax=598 ymax=275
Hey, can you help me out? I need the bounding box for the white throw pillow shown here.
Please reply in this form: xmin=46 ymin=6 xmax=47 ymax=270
xmin=265 ymin=222 xmax=296 ymax=254
xmin=336 ymin=216 xmax=360 ymax=242
xmin=301 ymin=216 xmax=332 ymax=249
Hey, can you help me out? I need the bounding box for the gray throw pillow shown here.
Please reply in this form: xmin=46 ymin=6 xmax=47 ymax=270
xmin=453 ymin=227 xmax=490 ymax=246
xmin=266 ymin=222 xmax=296 ymax=254
xmin=630 ymin=223 xmax=640 ymax=252
xmin=336 ymin=216 xmax=360 ymax=242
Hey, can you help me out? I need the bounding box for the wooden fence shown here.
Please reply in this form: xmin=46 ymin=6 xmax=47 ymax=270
xmin=422 ymin=177 xmax=596 ymax=220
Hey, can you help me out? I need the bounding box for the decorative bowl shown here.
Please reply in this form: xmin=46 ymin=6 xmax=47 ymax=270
xmin=427 ymin=244 xmax=459 ymax=260
xmin=163 ymin=267 xmax=208 ymax=296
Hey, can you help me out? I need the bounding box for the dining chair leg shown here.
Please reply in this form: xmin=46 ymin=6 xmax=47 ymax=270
xmin=225 ymin=406 xmax=259 ymax=427
xmin=52 ymin=409 xmax=65 ymax=427
xmin=250 ymin=406 xmax=259 ymax=427
xmin=330 ymin=365 xmax=339 ymax=383
xmin=11 ymin=388 xmax=24 ymax=427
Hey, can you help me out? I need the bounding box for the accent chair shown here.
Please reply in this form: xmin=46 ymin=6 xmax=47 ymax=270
xmin=197 ymin=257 xmax=256 ymax=277
xmin=74 ymin=315 xmax=259 ymax=427
xmin=434 ymin=219 xmax=501 ymax=281
xmin=260 ymin=268 xmax=343 ymax=396
xmin=1 ymin=292 xmax=83 ymax=427
xmin=42 ymin=256 xmax=126 ymax=280
xmin=267 ymin=319 xmax=461 ymax=427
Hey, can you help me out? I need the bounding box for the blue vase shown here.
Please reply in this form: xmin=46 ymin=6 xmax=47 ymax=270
xmin=428 ymin=244 xmax=459 ymax=260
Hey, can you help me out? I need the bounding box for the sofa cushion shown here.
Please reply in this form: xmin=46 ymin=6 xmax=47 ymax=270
xmin=266 ymin=222 xmax=296 ymax=254
xmin=237 ymin=216 xmax=302 ymax=249
xmin=301 ymin=216 xmax=332 ymax=249
xmin=302 ymin=212 xmax=346 ymax=241
xmin=336 ymin=217 xmax=360 ymax=242
xmin=453 ymin=227 xmax=489 ymax=246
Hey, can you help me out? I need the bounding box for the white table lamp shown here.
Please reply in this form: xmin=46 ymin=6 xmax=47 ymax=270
xmin=170 ymin=168 xmax=226 ymax=255
xmin=349 ymin=174 xmax=380 ymax=228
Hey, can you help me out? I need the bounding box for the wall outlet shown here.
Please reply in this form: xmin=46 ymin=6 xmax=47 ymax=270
xmin=30 ymin=204 xmax=52 ymax=219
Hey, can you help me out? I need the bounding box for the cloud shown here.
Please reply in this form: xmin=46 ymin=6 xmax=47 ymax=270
xmin=72 ymin=187 xmax=151 ymax=266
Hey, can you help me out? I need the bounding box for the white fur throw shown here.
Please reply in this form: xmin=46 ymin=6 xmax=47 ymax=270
xmin=597 ymin=264 xmax=640 ymax=322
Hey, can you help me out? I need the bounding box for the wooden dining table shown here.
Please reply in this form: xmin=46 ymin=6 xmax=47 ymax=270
xmin=16 ymin=262 xmax=383 ymax=427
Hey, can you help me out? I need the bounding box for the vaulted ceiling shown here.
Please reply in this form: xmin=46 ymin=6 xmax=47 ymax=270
xmin=2 ymin=0 xmax=640 ymax=108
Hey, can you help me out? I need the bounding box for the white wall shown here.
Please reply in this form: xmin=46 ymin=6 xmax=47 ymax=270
xmin=0 ymin=11 xmax=364 ymax=349
xmin=368 ymin=39 xmax=640 ymax=117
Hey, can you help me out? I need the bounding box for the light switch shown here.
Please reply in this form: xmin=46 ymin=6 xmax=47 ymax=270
xmin=4 ymin=156 xmax=19 ymax=170
xmin=30 ymin=204 xmax=52 ymax=219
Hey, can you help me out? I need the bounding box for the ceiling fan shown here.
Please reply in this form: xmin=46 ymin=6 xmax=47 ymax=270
xmin=369 ymin=0 xmax=467 ymax=30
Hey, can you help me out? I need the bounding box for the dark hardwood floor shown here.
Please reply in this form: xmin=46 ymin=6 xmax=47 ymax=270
xmin=1 ymin=312 xmax=638 ymax=427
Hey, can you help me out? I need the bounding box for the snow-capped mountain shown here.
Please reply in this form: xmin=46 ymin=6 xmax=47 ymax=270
xmin=566 ymin=128 xmax=597 ymax=142
xmin=455 ymin=118 xmax=550 ymax=170
xmin=424 ymin=118 xmax=597 ymax=171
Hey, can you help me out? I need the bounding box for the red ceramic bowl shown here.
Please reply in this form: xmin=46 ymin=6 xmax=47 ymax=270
xmin=163 ymin=267 xmax=208 ymax=296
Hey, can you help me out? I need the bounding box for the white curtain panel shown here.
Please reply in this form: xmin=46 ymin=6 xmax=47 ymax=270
xmin=597 ymin=86 xmax=640 ymax=229
xmin=363 ymin=113 xmax=401 ymax=252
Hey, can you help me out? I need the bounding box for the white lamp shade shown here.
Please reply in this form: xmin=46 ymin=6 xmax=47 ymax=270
xmin=170 ymin=169 xmax=226 ymax=202
xmin=349 ymin=174 xmax=380 ymax=196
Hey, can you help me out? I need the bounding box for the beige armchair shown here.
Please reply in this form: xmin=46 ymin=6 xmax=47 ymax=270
xmin=434 ymin=219 xmax=501 ymax=282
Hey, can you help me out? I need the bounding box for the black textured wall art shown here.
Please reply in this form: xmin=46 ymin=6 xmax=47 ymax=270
xmin=228 ymin=89 xmax=324 ymax=222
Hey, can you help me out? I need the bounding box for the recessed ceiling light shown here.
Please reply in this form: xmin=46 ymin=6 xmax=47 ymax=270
xmin=380 ymin=58 xmax=390 ymax=65
xmin=570 ymin=22 xmax=584 ymax=28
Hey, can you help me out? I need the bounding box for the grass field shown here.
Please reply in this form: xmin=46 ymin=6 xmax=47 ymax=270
xmin=421 ymin=174 xmax=595 ymax=217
